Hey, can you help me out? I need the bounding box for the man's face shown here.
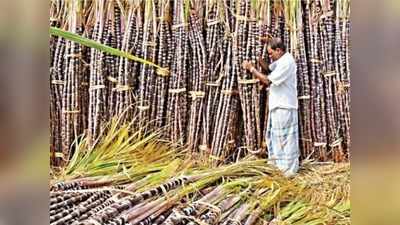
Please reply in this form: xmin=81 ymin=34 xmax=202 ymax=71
xmin=267 ymin=47 xmax=283 ymax=61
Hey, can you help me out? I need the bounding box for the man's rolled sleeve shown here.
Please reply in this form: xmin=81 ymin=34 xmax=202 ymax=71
xmin=268 ymin=62 xmax=291 ymax=86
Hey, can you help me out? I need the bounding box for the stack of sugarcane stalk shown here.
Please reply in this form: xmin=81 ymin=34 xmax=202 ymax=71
xmin=200 ymin=0 xmax=225 ymax=155
xmin=50 ymin=124 xmax=350 ymax=225
xmin=50 ymin=0 xmax=351 ymax=166
xmin=186 ymin=2 xmax=207 ymax=152
xmin=236 ymin=0 xmax=263 ymax=156
xmin=111 ymin=2 xmax=138 ymax=121
xmin=152 ymin=0 xmax=172 ymax=128
xmin=166 ymin=0 xmax=189 ymax=145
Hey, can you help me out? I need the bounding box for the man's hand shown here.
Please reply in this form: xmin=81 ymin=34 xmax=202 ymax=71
xmin=242 ymin=60 xmax=254 ymax=71
xmin=259 ymin=35 xmax=271 ymax=44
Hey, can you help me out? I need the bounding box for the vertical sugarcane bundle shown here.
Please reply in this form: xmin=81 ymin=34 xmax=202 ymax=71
xmin=50 ymin=0 xmax=66 ymax=166
xmin=235 ymin=0 xmax=263 ymax=156
xmin=210 ymin=38 xmax=238 ymax=163
xmin=210 ymin=0 xmax=242 ymax=162
xmin=113 ymin=2 xmax=140 ymax=121
xmin=152 ymin=0 xmax=172 ymax=128
xmin=256 ymin=0 xmax=271 ymax=154
xmin=297 ymin=20 xmax=313 ymax=158
xmin=317 ymin=0 xmax=343 ymax=161
xmin=105 ymin=1 xmax=123 ymax=118
xmin=60 ymin=0 xmax=85 ymax=165
xmin=137 ymin=0 xmax=158 ymax=127
xmin=50 ymin=0 xmax=63 ymax=165
xmin=186 ymin=2 xmax=207 ymax=152
xmin=166 ymin=0 xmax=189 ymax=145
xmin=334 ymin=0 xmax=351 ymax=160
xmin=200 ymin=0 xmax=225 ymax=155
xmin=87 ymin=0 xmax=109 ymax=147
xmin=303 ymin=0 xmax=328 ymax=160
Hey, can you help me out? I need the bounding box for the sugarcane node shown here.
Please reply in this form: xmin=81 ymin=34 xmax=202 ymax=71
xmin=300 ymin=138 xmax=313 ymax=142
xmin=62 ymin=109 xmax=81 ymax=114
xmin=52 ymin=80 xmax=66 ymax=85
xmin=238 ymin=79 xmax=259 ymax=85
xmin=314 ymin=142 xmax=327 ymax=147
xmin=156 ymin=67 xmax=170 ymax=77
xmin=298 ymin=95 xmax=311 ymax=100
xmin=205 ymin=82 xmax=220 ymax=87
xmin=207 ymin=20 xmax=221 ymax=26
xmin=168 ymin=88 xmax=186 ymax=94
xmin=221 ymin=90 xmax=233 ymax=95
xmin=189 ymin=91 xmax=205 ymax=99
xmin=172 ymin=23 xmax=188 ymax=30
xmin=50 ymin=17 xmax=59 ymax=22
xmin=145 ymin=41 xmax=157 ymax=47
xmin=89 ymin=85 xmax=106 ymax=91
xmin=323 ymin=71 xmax=336 ymax=78
xmin=137 ymin=105 xmax=150 ymax=111
xmin=66 ymin=53 xmax=83 ymax=59
xmin=113 ymin=85 xmax=132 ymax=92
xmin=310 ymin=58 xmax=322 ymax=63
xmin=107 ymin=76 xmax=118 ymax=83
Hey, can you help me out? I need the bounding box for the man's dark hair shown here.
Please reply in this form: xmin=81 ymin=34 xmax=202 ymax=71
xmin=268 ymin=38 xmax=286 ymax=52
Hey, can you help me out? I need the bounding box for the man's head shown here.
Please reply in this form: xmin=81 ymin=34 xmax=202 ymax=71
xmin=267 ymin=38 xmax=286 ymax=61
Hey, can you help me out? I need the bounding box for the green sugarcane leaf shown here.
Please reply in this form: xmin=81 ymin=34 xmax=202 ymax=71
xmin=49 ymin=26 xmax=162 ymax=69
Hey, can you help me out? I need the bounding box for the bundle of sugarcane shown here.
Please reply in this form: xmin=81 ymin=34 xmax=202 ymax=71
xmin=210 ymin=38 xmax=240 ymax=163
xmin=62 ymin=0 xmax=84 ymax=165
xmin=166 ymin=0 xmax=189 ymax=145
xmin=137 ymin=0 xmax=158 ymax=127
xmin=297 ymin=37 xmax=314 ymax=157
xmin=112 ymin=1 xmax=137 ymax=121
xmin=333 ymin=0 xmax=351 ymax=160
xmin=87 ymin=0 xmax=111 ymax=148
xmin=315 ymin=0 xmax=345 ymax=161
xmin=103 ymin=0 xmax=123 ymax=120
xmin=50 ymin=170 xmax=350 ymax=225
xmin=186 ymin=3 xmax=207 ymax=152
xmin=50 ymin=132 xmax=350 ymax=225
xmin=151 ymin=0 xmax=172 ymax=128
xmin=209 ymin=0 xmax=248 ymax=163
xmin=50 ymin=0 xmax=66 ymax=166
xmin=236 ymin=0 xmax=263 ymax=156
xmin=300 ymin=0 xmax=328 ymax=161
xmin=200 ymin=0 xmax=225 ymax=155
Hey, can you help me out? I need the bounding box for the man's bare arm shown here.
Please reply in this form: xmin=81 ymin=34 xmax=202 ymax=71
xmin=250 ymin=66 xmax=271 ymax=86
xmin=258 ymin=56 xmax=270 ymax=72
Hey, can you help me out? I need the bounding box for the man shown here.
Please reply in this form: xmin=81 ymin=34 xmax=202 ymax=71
xmin=242 ymin=38 xmax=300 ymax=177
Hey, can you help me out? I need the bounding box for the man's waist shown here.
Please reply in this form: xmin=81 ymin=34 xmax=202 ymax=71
xmin=268 ymin=104 xmax=298 ymax=111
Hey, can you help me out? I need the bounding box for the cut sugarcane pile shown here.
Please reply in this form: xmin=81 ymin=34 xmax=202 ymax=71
xmin=50 ymin=119 xmax=350 ymax=225
xmin=50 ymin=0 xmax=351 ymax=166
xmin=50 ymin=161 xmax=349 ymax=225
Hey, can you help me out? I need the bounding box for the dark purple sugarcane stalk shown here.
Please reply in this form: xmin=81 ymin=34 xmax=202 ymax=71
xmin=88 ymin=0 xmax=108 ymax=148
xmin=61 ymin=0 xmax=84 ymax=164
xmin=166 ymin=0 xmax=189 ymax=145
xmin=187 ymin=6 xmax=207 ymax=152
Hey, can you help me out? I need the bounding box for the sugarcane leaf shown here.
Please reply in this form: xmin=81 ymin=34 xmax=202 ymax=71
xmin=49 ymin=26 xmax=162 ymax=69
